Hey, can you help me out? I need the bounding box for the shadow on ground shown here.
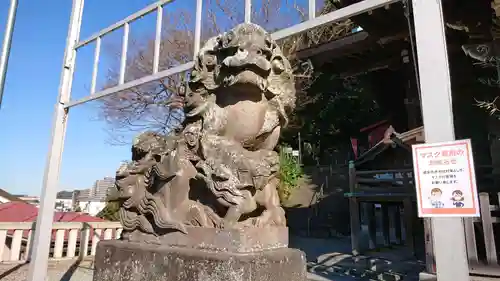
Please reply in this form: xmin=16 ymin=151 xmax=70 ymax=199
xmin=290 ymin=235 xmax=425 ymax=281
xmin=0 ymin=258 xmax=94 ymax=281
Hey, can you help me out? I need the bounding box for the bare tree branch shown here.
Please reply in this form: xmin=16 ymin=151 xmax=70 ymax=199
xmin=97 ymin=0 xmax=354 ymax=145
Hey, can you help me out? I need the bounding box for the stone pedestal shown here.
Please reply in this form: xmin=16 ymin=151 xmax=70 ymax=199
xmin=93 ymin=228 xmax=307 ymax=281
xmin=123 ymin=226 xmax=289 ymax=253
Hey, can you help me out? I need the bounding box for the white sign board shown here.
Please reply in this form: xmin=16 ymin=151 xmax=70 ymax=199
xmin=292 ymin=150 xmax=299 ymax=157
xmin=411 ymin=139 xmax=480 ymax=217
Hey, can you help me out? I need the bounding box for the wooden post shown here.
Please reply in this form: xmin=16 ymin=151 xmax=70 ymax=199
xmin=381 ymin=204 xmax=391 ymax=246
xmin=463 ymin=217 xmax=477 ymax=265
xmin=403 ymin=198 xmax=415 ymax=256
xmin=401 ymin=175 xmax=415 ymax=256
xmin=348 ymin=161 xmax=361 ymax=255
xmin=393 ymin=205 xmax=403 ymax=244
xmin=401 ymin=46 xmax=421 ymax=130
xmin=480 ymin=193 xmax=497 ymax=265
xmin=367 ymin=203 xmax=377 ymax=250
xmin=423 ymin=218 xmax=436 ymax=274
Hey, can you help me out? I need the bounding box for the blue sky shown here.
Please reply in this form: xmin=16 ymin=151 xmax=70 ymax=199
xmin=0 ymin=0 xmax=184 ymax=195
xmin=0 ymin=0 xmax=311 ymax=196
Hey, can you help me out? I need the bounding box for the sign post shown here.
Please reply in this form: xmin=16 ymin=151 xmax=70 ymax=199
xmin=412 ymin=0 xmax=473 ymax=280
xmin=412 ymin=139 xmax=480 ymax=218
xmin=411 ymin=140 xmax=479 ymax=281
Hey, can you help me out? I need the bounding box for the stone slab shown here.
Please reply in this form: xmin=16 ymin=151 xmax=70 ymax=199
xmin=419 ymin=272 xmax=437 ymax=281
xmin=93 ymin=240 xmax=307 ymax=281
xmin=125 ymin=226 xmax=288 ymax=253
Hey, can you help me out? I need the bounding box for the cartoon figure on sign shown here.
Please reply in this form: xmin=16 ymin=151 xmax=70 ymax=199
xmin=450 ymin=190 xmax=465 ymax=208
xmin=429 ymin=188 xmax=444 ymax=208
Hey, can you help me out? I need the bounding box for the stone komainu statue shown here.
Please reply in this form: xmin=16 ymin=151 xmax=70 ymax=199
xmin=113 ymin=22 xmax=296 ymax=242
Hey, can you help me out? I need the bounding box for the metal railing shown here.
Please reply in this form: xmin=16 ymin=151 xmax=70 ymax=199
xmin=0 ymin=0 xmax=18 ymax=108
xmin=63 ymin=0 xmax=400 ymax=108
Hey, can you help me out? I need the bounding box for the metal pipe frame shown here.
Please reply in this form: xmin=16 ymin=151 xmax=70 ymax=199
xmin=33 ymin=0 xmax=468 ymax=280
xmin=193 ymin=0 xmax=203 ymax=56
xmin=309 ymin=0 xmax=316 ymax=20
xmin=64 ymin=0 xmax=399 ymax=109
xmin=0 ymin=0 xmax=18 ymax=109
xmin=26 ymin=0 xmax=85 ymax=280
xmin=119 ymin=22 xmax=130 ymax=84
xmin=245 ymin=0 xmax=252 ymax=23
xmin=153 ymin=5 xmax=163 ymax=74
xmin=75 ymin=0 xmax=175 ymax=49
xmin=90 ymin=37 xmax=101 ymax=94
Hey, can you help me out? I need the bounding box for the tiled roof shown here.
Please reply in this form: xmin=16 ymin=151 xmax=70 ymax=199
xmin=0 ymin=202 xmax=109 ymax=241
xmin=0 ymin=201 xmax=105 ymax=223
xmin=0 ymin=189 xmax=24 ymax=202
xmin=354 ymin=126 xmax=425 ymax=167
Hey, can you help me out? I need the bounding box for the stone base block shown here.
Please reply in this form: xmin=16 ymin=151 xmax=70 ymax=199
xmin=93 ymin=240 xmax=307 ymax=281
xmin=125 ymin=226 xmax=288 ymax=253
xmin=419 ymin=272 xmax=437 ymax=281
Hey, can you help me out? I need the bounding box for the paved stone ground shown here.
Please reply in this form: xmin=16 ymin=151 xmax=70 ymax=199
xmin=1 ymin=259 xmax=498 ymax=281
xmin=291 ymin=235 xmax=424 ymax=281
xmin=0 ymin=258 xmax=95 ymax=281
xmin=1 ymin=235 xmax=498 ymax=281
xmin=1 ymin=236 xmax=492 ymax=281
xmin=0 ymin=236 xmax=418 ymax=281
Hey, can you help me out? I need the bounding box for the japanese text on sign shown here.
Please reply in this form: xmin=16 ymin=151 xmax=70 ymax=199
xmin=411 ymin=139 xmax=480 ymax=217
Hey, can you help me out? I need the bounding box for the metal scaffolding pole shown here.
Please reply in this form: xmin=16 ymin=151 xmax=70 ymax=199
xmin=244 ymin=0 xmax=251 ymax=23
xmin=26 ymin=0 xmax=85 ymax=280
xmin=412 ymin=0 xmax=469 ymax=280
xmin=0 ymin=0 xmax=18 ymax=109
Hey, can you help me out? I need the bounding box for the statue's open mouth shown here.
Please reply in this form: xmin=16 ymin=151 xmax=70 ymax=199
xmin=219 ymin=66 xmax=269 ymax=93
xmin=217 ymin=51 xmax=272 ymax=93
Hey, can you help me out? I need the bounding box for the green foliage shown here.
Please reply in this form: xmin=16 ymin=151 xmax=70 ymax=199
xmin=281 ymin=72 xmax=381 ymax=164
xmin=277 ymin=146 xmax=303 ymax=202
xmin=96 ymin=200 xmax=121 ymax=221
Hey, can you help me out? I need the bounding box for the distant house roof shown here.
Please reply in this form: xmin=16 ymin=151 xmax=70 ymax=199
xmin=355 ymin=126 xmax=425 ymax=167
xmin=0 ymin=201 xmax=105 ymax=223
xmin=0 ymin=202 xmax=109 ymax=240
xmin=56 ymin=190 xmax=74 ymax=200
xmin=0 ymin=189 xmax=24 ymax=202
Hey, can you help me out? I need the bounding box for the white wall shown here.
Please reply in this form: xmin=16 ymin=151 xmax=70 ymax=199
xmin=0 ymin=196 xmax=9 ymax=204
xmin=77 ymin=201 xmax=106 ymax=216
xmin=18 ymin=196 xmax=40 ymax=206
xmin=55 ymin=199 xmax=73 ymax=211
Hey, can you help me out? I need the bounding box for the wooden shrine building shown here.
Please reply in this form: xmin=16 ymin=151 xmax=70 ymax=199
xmin=297 ymin=0 xmax=500 ymax=277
